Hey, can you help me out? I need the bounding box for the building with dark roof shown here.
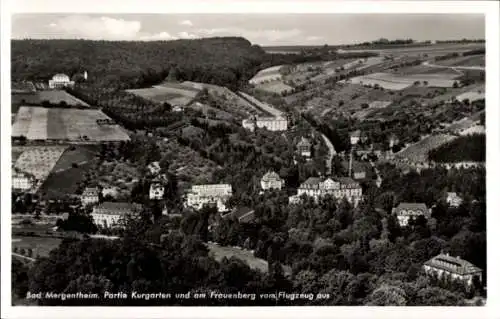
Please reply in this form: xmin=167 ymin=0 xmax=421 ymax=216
xmin=222 ymin=207 xmax=256 ymax=224
xmin=91 ymin=202 xmax=143 ymax=228
xmin=289 ymin=176 xmax=362 ymax=206
xmin=392 ymin=202 xmax=430 ymax=226
xmin=423 ymin=253 xmax=483 ymax=287
xmin=260 ymin=171 xmax=284 ymax=191
xmin=297 ymin=137 xmax=312 ymax=158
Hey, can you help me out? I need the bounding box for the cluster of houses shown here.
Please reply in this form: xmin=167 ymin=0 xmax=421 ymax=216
xmin=47 ymin=72 xmax=87 ymax=89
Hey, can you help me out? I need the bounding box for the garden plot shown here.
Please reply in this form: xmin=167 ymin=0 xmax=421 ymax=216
xmin=349 ymin=72 xmax=459 ymax=90
xmin=12 ymin=106 xmax=130 ymax=142
xmin=14 ymin=146 xmax=67 ymax=188
xmin=255 ymin=81 xmax=293 ymax=95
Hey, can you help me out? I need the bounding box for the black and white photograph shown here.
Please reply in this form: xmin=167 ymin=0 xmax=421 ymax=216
xmin=1 ymin=1 xmax=499 ymax=318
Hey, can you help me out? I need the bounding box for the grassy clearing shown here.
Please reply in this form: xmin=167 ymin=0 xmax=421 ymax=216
xmin=41 ymin=161 xmax=95 ymax=198
xmin=12 ymin=236 xmax=62 ymax=257
xmin=51 ymin=145 xmax=98 ymax=172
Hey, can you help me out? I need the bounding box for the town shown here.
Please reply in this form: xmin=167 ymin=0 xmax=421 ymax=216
xmin=10 ymin=21 xmax=486 ymax=307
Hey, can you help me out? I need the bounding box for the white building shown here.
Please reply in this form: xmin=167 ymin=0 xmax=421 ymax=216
xmin=290 ymin=176 xmax=363 ymax=206
xmin=147 ymin=161 xmax=162 ymax=175
xmin=81 ymin=187 xmax=100 ymax=207
xmin=350 ymin=130 xmax=362 ymax=145
xmin=392 ymin=202 xmax=430 ymax=227
xmin=297 ymin=137 xmax=312 ymax=158
xmin=149 ymin=182 xmax=165 ymax=200
xmin=242 ymin=116 xmax=288 ymax=132
xmin=260 ymin=171 xmax=284 ymax=191
xmin=12 ymin=169 xmax=35 ymax=191
xmin=185 ymin=184 xmax=233 ymax=213
xmin=423 ymin=253 xmax=483 ymax=287
xmin=446 ymin=192 xmax=463 ymax=208
xmin=91 ymin=202 xmax=143 ymax=228
xmin=48 ymin=73 xmax=75 ymax=89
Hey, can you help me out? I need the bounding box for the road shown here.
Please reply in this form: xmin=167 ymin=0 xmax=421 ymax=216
xmin=12 ymin=252 xmax=36 ymax=262
xmin=320 ymin=133 xmax=336 ymax=175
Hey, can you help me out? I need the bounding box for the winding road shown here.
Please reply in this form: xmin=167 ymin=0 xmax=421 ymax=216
xmin=321 ymin=133 xmax=336 ymax=175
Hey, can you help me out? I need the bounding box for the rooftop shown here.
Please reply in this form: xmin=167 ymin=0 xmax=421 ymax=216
xmin=262 ymin=171 xmax=281 ymax=181
xmin=83 ymin=187 xmax=99 ymax=196
xmin=93 ymin=202 xmax=143 ymax=215
xmin=297 ymin=137 xmax=311 ymax=147
xmin=394 ymin=202 xmax=429 ymax=213
xmin=424 ymin=253 xmax=482 ymax=276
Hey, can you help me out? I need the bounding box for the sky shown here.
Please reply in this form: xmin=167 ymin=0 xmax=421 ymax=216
xmin=11 ymin=14 xmax=485 ymax=46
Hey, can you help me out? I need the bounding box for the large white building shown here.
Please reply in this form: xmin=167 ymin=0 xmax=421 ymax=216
xmin=91 ymin=202 xmax=143 ymax=228
xmin=392 ymin=202 xmax=430 ymax=227
xmin=423 ymin=253 xmax=483 ymax=288
xmin=12 ymin=169 xmax=35 ymax=191
xmin=185 ymin=184 xmax=233 ymax=213
xmin=48 ymin=73 xmax=75 ymax=89
xmin=260 ymin=171 xmax=284 ymax=191
xmin=81 ymin=187 xmax=100 ymax=207
xmin=289 ymin=177 xmax=363 ymax=206
xmin=242 ymin=116 xmax=288 ymax=132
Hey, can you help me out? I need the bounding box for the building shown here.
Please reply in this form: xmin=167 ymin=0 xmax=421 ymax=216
xmin=91 ymin=202 xmax=143 ymax=228
xmin=290 ymin=176 xmax=363 ymax=206
xmin=149 ymin=182 xmax=165 ymax=200
xmin=392 ymin=202 xmax=430 ymax=227
xmin=297 ymin=137 xmax=312 ymax=158
xmin=350 ymin=130 xmax=362 ymax=145
xmin=423 ymin=253 xmax=483 ymax=287
xmin=12 ymin=169 xmax=35 ymax=191
xmin=260 ymin=171 xmax=284 ymax=191
xmin=446 ymin=192 xmax=463 ymax=208
xmin=48 ymin=73 xmax=75 ymax=89
xmin=147 ymin=161 xmax=162 ymax=175
xmin=186 ymin=184 xmax=233 ymax=213
xmin=81 ymin=187 xmax=100 ymax=207
xmin=341 ymin=160 xmax=369 ymax=180
xmin=242 ymin=116 xmax=288 ymax=132
xmin=221 ymin=207 xmax=256 ymax=224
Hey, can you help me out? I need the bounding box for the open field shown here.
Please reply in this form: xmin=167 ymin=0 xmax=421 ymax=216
xmin=395 ymin=134 xmax=457 ymax=163
xmin=11 ymin=90 xmax=89 ymax=106
xmin=455 ymin=90 xmax=485 ymax=103
xmin=14 ymin=146 xmax=67 ymax=181
xmin=190 ymin=102 xmax=235 ymax=121
xmin=207 ymin=243 xmax=292 ymax=275
xmin=249 ymin=65 xmax=284 ymax=84
xmin=12 ymin=236 xmax=62 ymax=258
xmin=41 ymin=161 xmax=95 ymax=198
xmin=50 ymin=145 xmax=99 ymax=172
xmin=348 ymin=72 xmax=459 ymax=90
xmin=434 ymin=55 xmax=485 ymax=67
xmin=255 ymin=81 xmax=293 ymax=95
xmin=12 ymin=106 xmax=130 ymax=142
xmin=343 ymin=43 xmax=485 ymax=57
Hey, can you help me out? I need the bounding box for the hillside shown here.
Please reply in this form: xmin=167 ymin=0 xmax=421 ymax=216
xmin=11 ymin=37 xmax=267 ymax=90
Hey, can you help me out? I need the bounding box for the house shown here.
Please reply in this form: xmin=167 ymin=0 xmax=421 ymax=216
xmin=392 ymin=202 xmax=430 ymax=226
xmin=423 ymin=253 xmax=483 ymax=288
xmin=48 ymin=73 xmax=75 ymax=89
xmin=185 ymin=184 xmax=233 ymax=213
xmin=147 ymin=161 xmax=162 ymax=175
xmin=12 ymin=169 xmax=35 ymax=191
xmin=341 ymin=160 xmax=369 ymax=180
xmin=350 ymin=130 xmax=362 ymax=145
xmin=297 ymin=137 xmax=312 ymax=158
xmin=81 ymin=187 xmax=100 ymax=207
xmin=290 ymin=176 xmax=363 ymax=206
xmin=389 ymin=134 xmax=400 ymax=148
xmin=260 ymin=171 xmax=284 ymax=191
xmin=172 ymin=105 xmax=184 ymax=112
xmin=446 ymin=192 xmax=463 ymax=208
xmin=149 ymin=182 xmax=165 ymax=200
xmin=91 ymin=202 xmax=143 ymax=228
xmin=222 ymin=207 xmax=256 ymax=224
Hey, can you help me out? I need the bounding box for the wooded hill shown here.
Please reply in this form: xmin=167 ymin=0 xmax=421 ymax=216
xmin=11 ymin=37 xmax=267 ymax=91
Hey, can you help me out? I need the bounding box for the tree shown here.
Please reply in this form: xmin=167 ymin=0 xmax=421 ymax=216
xmin=366 ymin=284 xmax=407 ymax=306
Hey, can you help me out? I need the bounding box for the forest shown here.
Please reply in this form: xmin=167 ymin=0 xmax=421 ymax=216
xmin=13 ymin=164 xmax=486 ymax=306
xmin=428 ymin=134 xmax=485 ymax=163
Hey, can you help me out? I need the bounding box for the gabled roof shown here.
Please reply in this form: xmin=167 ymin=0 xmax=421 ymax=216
xmin=424 ymin=253 xmax=482 ymax=276
xmin=297 ymin=137 xmax=311 ymax=147
xmin=337 ymin=177 xmax=359 ymax=186
xmin=223 ymin=207 xmax=256 ymax=223
xmin=393 ymin=202 xmax=429 ymax=214
xmin=350 ymin=130 xmax=362 ymax=138
xmin=94 ymin=202 xmax=143 ymax=215
xmin=83 ymin=187 xmax=99 ymax=196
xmin=301 ymin=177 xmax=323 ymax=187
xmin=262 ymin=171 xmax=281 ymax=181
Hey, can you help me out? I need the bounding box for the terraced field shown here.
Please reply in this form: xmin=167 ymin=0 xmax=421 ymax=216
xmin=395 ymin=134 xmax=457 ymax=163
xmin=12 ymin=106 xmax=130 ymax=142
xmin=349 ymin=72 xmax=459 ymax=90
